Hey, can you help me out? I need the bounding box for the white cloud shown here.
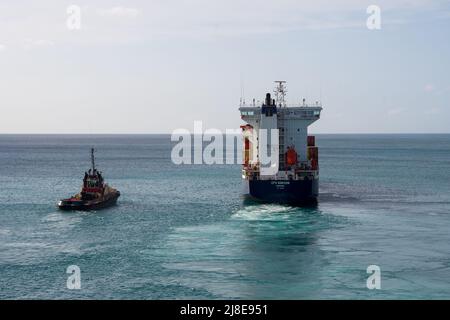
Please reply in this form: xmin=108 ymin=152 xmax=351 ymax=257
xmin=388 ymin=107 xmax=405 ymax=116
xmin=0 ymin=0 xmax=446 ymax=47
xmin=22 ymin=39 xmax=54 ymax=50
xmin=98 ymin=6 xmax=140 ymax=18
xmin=0 ymin=44 xmax=5 ymax=51
xmin=424 ymin=83 xmax=435 ymax=92
xmin=130 ymin=0 xmax=446 ymax=37
xmin=425 ymin=107 xmax=441 ymax=115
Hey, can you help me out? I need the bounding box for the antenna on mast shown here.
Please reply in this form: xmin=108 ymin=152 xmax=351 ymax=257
xmin=319 ymin=77 xmax=322 ymax=104
xmin=274 ymin=81 xmax=287 ymax=107
xmin=240 ymin=73 xmax=245 ymax=106
xmin=91 ymin=148 xmax=96 ymax=172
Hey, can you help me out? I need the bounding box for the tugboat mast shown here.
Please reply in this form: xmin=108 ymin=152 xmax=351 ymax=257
xmin=91 ymin=148 xmax=96 ymax=172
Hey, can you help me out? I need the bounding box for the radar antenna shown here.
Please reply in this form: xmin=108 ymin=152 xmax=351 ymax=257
xmin=274 ymin=81 xmax=287 ymax=107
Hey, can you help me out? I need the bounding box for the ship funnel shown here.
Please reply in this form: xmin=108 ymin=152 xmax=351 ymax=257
xmin=265 ymin=93 xmax=272 ymax=106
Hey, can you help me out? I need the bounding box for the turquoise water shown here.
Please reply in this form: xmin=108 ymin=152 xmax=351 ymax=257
xmin=1 ymin=134 xmax=450 ymax=299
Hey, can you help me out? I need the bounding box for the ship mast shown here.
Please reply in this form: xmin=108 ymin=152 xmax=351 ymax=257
xmin=91 ymin=148 xmax=96 ymax=173
xmin=274 ymin=81 xmax=287 ymax=107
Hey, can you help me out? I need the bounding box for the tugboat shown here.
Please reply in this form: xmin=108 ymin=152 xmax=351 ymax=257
xmin=58 ymin=148 xmax=120 ymax=211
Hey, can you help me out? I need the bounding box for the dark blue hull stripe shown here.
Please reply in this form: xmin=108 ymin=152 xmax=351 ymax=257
xmin=245 ymin=179 xmax=318 ymax=205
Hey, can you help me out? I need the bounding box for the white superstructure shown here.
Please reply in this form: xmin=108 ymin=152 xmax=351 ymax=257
xmin=239 ymin=81 xmax=322 ymax=181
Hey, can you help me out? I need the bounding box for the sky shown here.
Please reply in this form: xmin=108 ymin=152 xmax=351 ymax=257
xmin=0 ymin=0 xmax=449 ymax=134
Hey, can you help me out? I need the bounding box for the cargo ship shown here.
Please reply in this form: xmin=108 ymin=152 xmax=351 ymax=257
xmin=58 ymin=148 xmax=120 ymax=211
xmin=239 ymin=81 xmax=322 ymax=205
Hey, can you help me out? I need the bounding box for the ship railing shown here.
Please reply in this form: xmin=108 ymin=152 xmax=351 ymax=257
xmin=279 ymin=102 xmax=322 ymax=108
xmin=240 ymin=101 xmax=322 ymax=107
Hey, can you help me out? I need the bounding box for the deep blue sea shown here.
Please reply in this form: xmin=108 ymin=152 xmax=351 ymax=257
xmin=1 ymin=134 xmax=450 ymax=299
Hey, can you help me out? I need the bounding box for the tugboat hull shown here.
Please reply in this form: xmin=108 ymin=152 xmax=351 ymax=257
xmin=58 ymin=192 xmax=120 ymax=211
xmin=244 ymin=179 xmax=318 ymax=206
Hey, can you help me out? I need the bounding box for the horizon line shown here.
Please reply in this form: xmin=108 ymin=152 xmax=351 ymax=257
xmin=1 ymin=132 xmax=450 ymax=135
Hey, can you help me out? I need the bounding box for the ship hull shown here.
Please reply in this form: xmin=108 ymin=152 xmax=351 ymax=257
xmin=243 ymin=178 xmax=318 ymax=205
xmin=58 ymin=192 xmax=120 ymax=211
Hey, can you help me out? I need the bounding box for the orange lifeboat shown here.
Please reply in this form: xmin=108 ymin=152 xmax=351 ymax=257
xmin=285 ymin=147 xmax=298 ymax=166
